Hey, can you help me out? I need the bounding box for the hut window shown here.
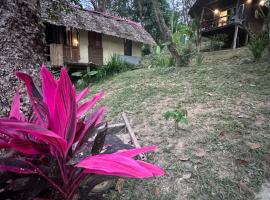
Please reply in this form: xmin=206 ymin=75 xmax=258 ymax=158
xmin=72 ymin=29 xmax=79 ymax=47
xmin=124 ymin=39 xmax=132 ymax=56
xmin=65 ymin=28 xmax=79 ymax=47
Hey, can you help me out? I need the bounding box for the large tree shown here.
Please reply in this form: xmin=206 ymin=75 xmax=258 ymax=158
xmin=150 ymin=0 xmax=182 ymax=66
xmin=267 ymin=0 xmax=270 ymax=54
xmin=90 ymin=0 xmax=108 ymax=12
xmin=97 ymin=0 xmax=171 ymax=44
xmin=0 ymin=0 xmax=45 ymax=117
xmin=0 ymin=0 xmax=80 ymax=117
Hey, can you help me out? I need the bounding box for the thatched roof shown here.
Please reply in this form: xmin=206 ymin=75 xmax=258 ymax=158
xmin=41 ymin=2 xmax=156 ymax=46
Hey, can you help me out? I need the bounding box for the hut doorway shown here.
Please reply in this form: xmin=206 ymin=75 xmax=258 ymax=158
xmin=88 ymin=32 xmax=103 ymax=65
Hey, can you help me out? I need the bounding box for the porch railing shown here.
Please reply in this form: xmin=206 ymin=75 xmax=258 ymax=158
xmin=201 ymin=4 xmax=245 ymax=31
xmin=201 ymin=15 xmax=244 ymax=31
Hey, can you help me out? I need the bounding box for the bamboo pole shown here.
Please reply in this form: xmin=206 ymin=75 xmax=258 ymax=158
xmin=121 ymin=112 xmax=145 ymax=159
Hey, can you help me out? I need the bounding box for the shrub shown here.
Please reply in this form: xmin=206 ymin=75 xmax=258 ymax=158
xmin=178 ymin=44 xmax=195 ymax=67
xmin=248 ymin=32 xmax=269 ymax=60
xmin=142 ymin=44 xmax=151 ymax=56
xmin=148 ymin=46 xmax=175 ymax=68
xmin=164 ymin=106 xmax=188 ymax=131
xmin=96 ymin=54 xmax=134 ymax=79
xmin=72 ymin=67 xmax=98 ymax=88
xmin=0 ymin=65 xmax=164 ymax=199
xmin=205 ymin=34 xmax=227 ymax=51
xmin=196 ymin=53 xmax=204 ymax=66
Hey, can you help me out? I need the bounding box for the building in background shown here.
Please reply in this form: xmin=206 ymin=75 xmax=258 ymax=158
xmin=41 ymin=2 xmax=155 ymax=69
xmin=189 ymin=0 xmax=268 ymax=48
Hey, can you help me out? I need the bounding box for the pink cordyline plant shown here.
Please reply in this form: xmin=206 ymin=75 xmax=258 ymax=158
xmin=0 ymin=65 xmax=164 ymax=199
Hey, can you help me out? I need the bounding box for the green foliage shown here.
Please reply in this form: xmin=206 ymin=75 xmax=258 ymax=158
xmin=150 ymin=46 xmax=175 ymax=68
xmin=171 ymin=23 xmax=195 ymax=67
xmin=141 ymin=44 xmax=151 ymax=56
xmin=47 ymin=66 xmax=61 ymax=79
xmin=154 ymin=45 xmax=161 ymax=55
xmin=73 ymin=55 xmax=135 ymax=87
xmin=206 ymin=34 xmax=228 ymax=51
xmin=164 ymin=106 xmax=188 ymax=131
xmin=96 ymin=54 xmax=134 ymax=79
xmin=108 ymin=0 xmax=171 ymax=44
xmin=151 ymin=29 xmax=195 ymax=67
xmin=196 ymin=53 xmax=204 ymax=66
xmin=248 ymin=32 xmax=269 ymax=61
xmin=178 ymin=44 xmax=195 ymax=67
xmin=172 ymin=24 xmax=190 ymax=47
xmin=190 ymin=16 xmax=201 ymax=47
xmin=72 ymin=67 xmax=98 ymax=88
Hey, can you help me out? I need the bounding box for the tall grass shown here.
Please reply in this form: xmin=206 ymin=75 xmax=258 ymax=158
xmin=248 ymin=32 xmax=269 ymax=61
xmin=96 ymin=54 xmax=134 ymax=79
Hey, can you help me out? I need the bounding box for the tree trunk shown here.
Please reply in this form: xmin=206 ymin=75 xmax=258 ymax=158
xmin=150 ymin=0 xmax=182 ymax=67
xmin=0 ymin=0 xmax=45 ymax=117
xmin=90 ymin=0 xmax=107 ymax=12
xmin=268 ymin=3 xmax=270 ymax=53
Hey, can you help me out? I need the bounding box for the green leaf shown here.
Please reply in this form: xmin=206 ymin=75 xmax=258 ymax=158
xmin=87 ymin=70 xmax=98 ymax=76
xmin=155 ymin=46 xmax=161 ymax=55
xmin=181 ymin=116 xmax=189 ymax=125
xmin=72 ymin=72 xmax=82 ymax=77
xmin=77 ymin=79 xmax=83 ymax=85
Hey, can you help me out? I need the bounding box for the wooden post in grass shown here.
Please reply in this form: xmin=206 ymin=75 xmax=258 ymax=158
xmin=122 ymin=112 xmax=145 ymax=160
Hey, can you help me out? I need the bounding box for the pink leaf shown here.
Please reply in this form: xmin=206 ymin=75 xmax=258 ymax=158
xmin=9 ymin=138 xmax=47 ymax=155
xmin=41 ymin=64 xmax=57 ymax=119
xmin=135 ymin=160 xmax=164 ymax=177
xmin=0 ymin=158 xmax=37 ymax=174
xmin=9 ymin=89 xmax=25 ymax=120
xmin=16 ymin=72 xmax=49 ymax=128
xmin=77 ymin=153 xmax=164 ymax=178
xmin=75 ymin=107 xmax=106 ymax=147
xmin=76 ymin=87 xmax=90 ymax=103
xmin=84 ymin=107 xmax=107 ymax=127
xmin=0 ymin=139 xmax=9 ymax=149
xmin=0 ymin=119 xmax=67 ymax=156
xmin=115 ymin=146 xmax=156 ymax=157
xmin=77 ymin=91 xmax=104 ymax=118
xmin=51 ymin=68 xmax=76 ymax=154
xmin=73 ymin=120 xmax=86 ymax=144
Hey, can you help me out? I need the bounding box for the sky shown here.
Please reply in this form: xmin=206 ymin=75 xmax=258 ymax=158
xmin=80 ymin=0 xmax=92 ymax=9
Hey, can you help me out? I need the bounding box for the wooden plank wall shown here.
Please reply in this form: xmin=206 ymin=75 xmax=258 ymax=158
xmin=88 ymin=32 xmax=103 ymax=65
xmin=50 ymin=44 xmax=64 ymax=66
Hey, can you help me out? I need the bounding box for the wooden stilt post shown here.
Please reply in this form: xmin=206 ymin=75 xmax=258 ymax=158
xmin=233 ymin=25 xmax=239 ymax=49
xmin=245 ymin=32 xmax=249 ymax=46
xmin=233 ymin=0 xmax=241 ymax=49
xmin=198 ymin=7 xmax=205 ymax=49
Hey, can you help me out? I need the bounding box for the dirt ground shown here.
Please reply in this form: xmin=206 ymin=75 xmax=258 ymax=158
xmin=89 ymin=48 xmax=270 ymax=200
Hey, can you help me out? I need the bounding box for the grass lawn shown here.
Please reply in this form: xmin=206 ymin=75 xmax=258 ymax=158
xmin=88 ymin=48 xmax=270 ymax=199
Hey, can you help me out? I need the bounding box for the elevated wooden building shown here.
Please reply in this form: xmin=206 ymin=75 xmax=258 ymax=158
xmin=189 ymin=0 xmax=268 ymax=48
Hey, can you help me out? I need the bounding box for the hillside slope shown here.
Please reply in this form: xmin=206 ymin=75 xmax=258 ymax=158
xmin=90 ymin=48 xmax=270 ymax=200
